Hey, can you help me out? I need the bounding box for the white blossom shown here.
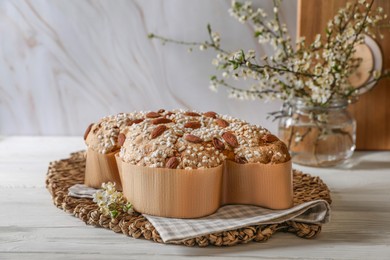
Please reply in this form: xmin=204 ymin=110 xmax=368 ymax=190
xmin=209 ymin=82 xmax=219 ymax=92
xmin=158 ymin=0 xmax=390 ymax=108
xmin=93 ymin=182 xmax=133 ymax=218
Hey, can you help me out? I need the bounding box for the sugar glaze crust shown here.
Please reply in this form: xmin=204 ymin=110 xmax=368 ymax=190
xmin=85 ymin=109 xmax=290 ymax=169
xmin=85 ymin=112 xmax=144 ymax=154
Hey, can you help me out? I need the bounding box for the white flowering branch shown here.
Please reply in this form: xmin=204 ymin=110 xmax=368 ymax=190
xmin=93 ymin=182 xmax=133 ymax=218
xmin=148 ymin=24 xmax=228 ymax=54
xmin=149 ymin=0 xmax=389 ymax=108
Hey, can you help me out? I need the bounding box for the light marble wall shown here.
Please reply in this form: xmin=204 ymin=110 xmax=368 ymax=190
xmin=0 ymin=0 xmax=297 ymax=136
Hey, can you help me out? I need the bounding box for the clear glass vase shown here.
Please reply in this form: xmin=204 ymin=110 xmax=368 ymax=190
xmin=278 ymin=99 xmax=356 ymax=167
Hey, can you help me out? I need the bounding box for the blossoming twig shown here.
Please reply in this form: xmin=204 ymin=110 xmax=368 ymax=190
xmin=149 ymin=0 xmax=389 ymax=108
xmin=93 ymin=182 xmax=133 ymax=218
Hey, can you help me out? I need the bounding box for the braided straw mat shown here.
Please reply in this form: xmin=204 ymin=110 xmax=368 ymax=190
xmin=46 ymin=151 xmax=332 ymax=247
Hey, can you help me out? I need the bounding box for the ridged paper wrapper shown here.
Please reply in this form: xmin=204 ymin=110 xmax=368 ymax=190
xmin=116 ymin=155 xmax=292 ymax=218
xmin=84 ymin=148 xmax=122 ymax=190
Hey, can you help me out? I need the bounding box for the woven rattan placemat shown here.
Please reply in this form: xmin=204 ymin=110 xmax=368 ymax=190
xmin=46 ymin=151 xmax=332 ymax=247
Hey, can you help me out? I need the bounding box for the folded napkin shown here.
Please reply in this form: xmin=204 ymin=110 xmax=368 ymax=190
xmin=68 ymin=184 xmax=100 ymax=198
xmin=68 ymin=184 xmax=330 ymax=243
xmin=144 ymin=201 xmax=330 ymax=242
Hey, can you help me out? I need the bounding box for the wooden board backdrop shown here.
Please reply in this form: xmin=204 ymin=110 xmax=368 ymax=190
xmin=298 ymin=0 xmax=390 ymax=150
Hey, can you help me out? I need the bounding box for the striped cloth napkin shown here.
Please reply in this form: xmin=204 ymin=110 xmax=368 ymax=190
xmin=68 ymin=184 xmax=330 ymax=243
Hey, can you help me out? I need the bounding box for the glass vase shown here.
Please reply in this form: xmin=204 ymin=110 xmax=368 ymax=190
xmin=278 ymin=99 xmax=356 ymax=167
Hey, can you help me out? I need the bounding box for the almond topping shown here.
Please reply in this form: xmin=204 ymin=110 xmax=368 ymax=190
xmin=235 ymin=155 xmax=248 ymax=164
xmin=157 ymin=109 xmax=165 ymax=113
xmin=84 ymin=123 xmax=93 ymax=140
xmin=212 ymin=137 xmax=225 ymax=151
xmin=216 ymin=118 xmax=229 ymax=128
xmin=146 ymin=112 xmax=161 ymax=118
xmin=184 ymin=134 xmax=203 ymax=143
xmin=117 ymin=133 xmax=126 ymax=146
xmin=222 ymin=132 xmax=239 ymax=148
xmin=132 ymin=118 xmax=144 ymax=124
xmin=165 ymin=112 xmax=175 ymax=117
xmin=184 ymin=121 xmax=201 ymax=129
xmin=184 ymin=111 xmax=201 ymax=117
xmin=204 ymin=111 xmax=217 ymax=118
xmin=92 ymin=124 xmax=99 ymax=134
xmin=150 ymin=125 xmax=167 ymax=139
xmin=127 ymin=118 xmax=144 ymax=126
xmin=262 ymin=134 xmax=279 ymax=143
xmin=152 ymin=118 xmax=172 ymax=125
xmin=166 ymin=157 xmax=179 ymax=169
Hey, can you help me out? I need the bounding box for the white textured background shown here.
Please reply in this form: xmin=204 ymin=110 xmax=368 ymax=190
xmin=0 ymin=0 xmax=297 ymax=136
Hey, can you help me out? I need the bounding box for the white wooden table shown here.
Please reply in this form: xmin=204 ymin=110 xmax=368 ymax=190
xmin=1 ymin=136 xmax=389 ymax=259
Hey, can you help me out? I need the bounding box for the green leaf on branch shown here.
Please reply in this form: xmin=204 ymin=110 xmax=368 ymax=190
xmin=110 ymin=210 xmax=119 ymax=218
